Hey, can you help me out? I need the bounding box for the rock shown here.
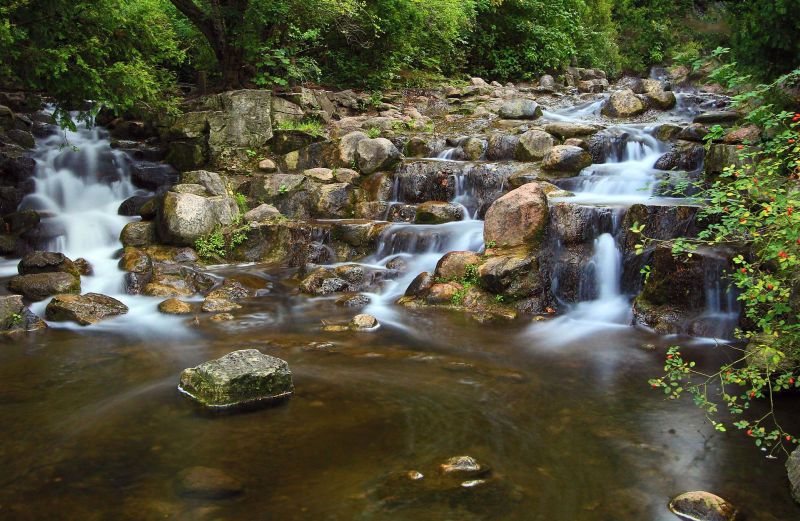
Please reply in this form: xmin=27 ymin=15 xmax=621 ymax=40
xmin=157 ymin=191 xmax=238 ymax=246
xmin=498 ymin=100 xmax=542 ymax=120
xmin=404 ymin=137 xmax=433 ymax=158
xmin=641 ymin=79 xmax=676 ymax=110
xmin=201 ymin=298 xmax=241 ymax=313
xmin=206 ymin=90 xmax=273 ymax=159
xmin=158 ymin=298 xmax=194 ymax=315
xmin=405 ymin=272 xmax=434 ymax=298
xmin=484 ymin=183 xmax=548 ymax=249
xmin=723 ymin=125 xmax=761 ymax=144
xmin=705 ymin=144 xmax=755 ymax=175
xmin=414 ymin=201 xmax=465 ymax=224
xmin=487 ymin=134 xmax=520 ymax=161
xmin=577 ymin=79 xmax=609 ymax=93
xmin=654 ymin=142 xmax=705 ymax=171
xmin=180 ymin=170 xmax=228 ymax=196
xmin=7 ymin=129 xmax=35 ymax=148
xmin=434 ymin=251 xmax=482 ymax=281
xmin=693 ymin=111 xmax=740 ymax=125
xmin=335 ymin=293 xmax=370 ymax=308
xmin=73 ymin=258 xmax=93 ymax=276
xmin=601 ymin=89 xmax=647 ymax=118
xmin=300 ymin=265 xmax=364 ymax=295
xmin=45 ymin=293 xmax=128 ymax=325
xmin=0 ymin=105 xmax=14 ymax=130
xmin=304 ymin=167 xmax=334 ymax=182
xmin=653 ymin=123 xmax=683 ymax=141
xmin=339 ymin=131 xmax=368 ymax=165
xmin=356 ymin=138 xmax=402 ymax=174
xmin=120 ymin=221 xmax=157 ymax=247
xmin=668 ymin=491 xmax=737 ymax=521
xmin=477 ymin=253 xmax=540 ymax=299
xmin=516 ymin=130 xmax=554 ymax=161
xmin=118 ymin=195 xmax=152 ymax=216
xmin=8 ymin=272 xmax=80 ymax=301
xmin=177 ymin=467 xmax=243 ymax=499
xmin=563 ymin=138 xmax=588 ymax=150
xmin=206 ymin=279 xmax=252 ymax=301
xmin=178 ymin=349 xmax=293 ymax=409
xmin=243 ymin=203 xmax=281 ymax=223
xmin=544 ymin=122 xmax=601 ymax=139
xmin=426 ymin=282 xmax=462 ymax=304
xmin=617 ymin=76 xmax=645 ymax=93
xmin=315 ymin=183 xmax=354 ymax=218
xmin=333 ymin=167 xmax=359 ymax=184
xmin=350 ymin=313 xmax=378 ymax=330
xmin=542 ymin=145 xmax=592 ymax=174
xmin=678 ymin=123 xmax=709 ymax=142
xmin=0 ymin=294 xmax=46 ymax=333
xmin=18 ymin=251 xmax=79 ymax=277
xmin=258 ymin=158 xmax=277 ymax=172
xmin=119 ymin=248 xmax=152 ymax=273
xmin=539 ymin=75 xmax=556 ymax=92
xmin=462 ymin=137 xmax=486 ymax=160
xmin=788 ymin=447 xmax=800 ymax=503
xmin=440 ymin=456 xmax=487 ymax=477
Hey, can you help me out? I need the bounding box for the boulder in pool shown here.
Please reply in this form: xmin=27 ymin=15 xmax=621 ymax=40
xmin=668 ymin=491 xmax=738 ymax=521
xmin=8 ymin=272 xmax=80 ymax=301
xmin=178 ymin=349 xmax=293 ymax=410
xmin=45 ymin=293 xmax=129 ymax=325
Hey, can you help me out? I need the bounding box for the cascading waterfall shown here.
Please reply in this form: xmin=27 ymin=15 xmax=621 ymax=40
xmin=16 ymin=117 xmax=186 ymax=332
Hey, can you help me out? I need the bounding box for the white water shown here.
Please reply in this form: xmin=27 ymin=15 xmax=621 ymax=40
xmin=16 ymin=119 xmax=189 ymax=335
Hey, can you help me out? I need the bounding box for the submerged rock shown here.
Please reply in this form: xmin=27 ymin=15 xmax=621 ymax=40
xmin=8 ymin=272 xmax=80 ymax=301
xmin=350 ymin=313 xmax=379 ymax=330
xmin=440 ymin=456 xmax=488 ymax=478
xmin=45 ymin=293 xmax=128 ymax=325
xmin=177 ymin=466 xmax=244 ymax=499
xmin=668 ymin=491 xmax=738 ymax=521
xmin=178 ymin=349 xmax=293 ymax=409
xmin=0 ymin=294 xmax=46 ymax=333
xmin=158 ymin=298 xmax=194 ymax=315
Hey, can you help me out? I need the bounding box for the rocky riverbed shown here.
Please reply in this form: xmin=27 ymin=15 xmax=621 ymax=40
xmin=1 ymin=68 xmax=799 ymax=519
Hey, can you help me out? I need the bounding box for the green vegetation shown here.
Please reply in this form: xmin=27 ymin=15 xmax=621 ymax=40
xmin=365 ymin=127 xmax=381 ymax=139
xmin=633 ymin=51 xmax=800 ymax=454
xmin=275 ymin=119 xmax=325 ymax=137
xmin=194 ymin=229 xmax=226 ymax=259
xmin=234 ymin=192 xmax=249 ymax=215
xmin=451 ymin=264 xmax=479 ymax=306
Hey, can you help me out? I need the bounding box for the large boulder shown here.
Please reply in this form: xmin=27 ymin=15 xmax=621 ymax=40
xmin=315 ymin=183 xmax=355 ymax=218
xmin=483 ymin=183 xmax=548 ymax=249
xmin=8 ymin=272 xmax=80 ymax=301
xmin=705 ymin=143 xmax=756 ymax=175
xmin=668 ymin=491 xmax=737 ymax=521
xmin=498 ymin=100 xmax=542 ymax=120
xmin=0 ymin=294 xmax=46 ymax=333
xmin=120 ymin=221 xmax=157 ymax=247
xmin=434 ymin=251 xmax=482 ymax=281
xmin=414 ymin=201 xmax=465 ymax=224
xmin=45 ymin=293 xmax=129 ymax=325
xmin=178 ymin=349 xmax=294 ymax=409
xmin=542 ymin=145 xmax=592 ymax=174
xmin=180 ymin=170 xmax=228 ymax=196
xmin=516 ymin=130 xmax=554 ymax=161
xmin=641 ymin=79 xmax=676 ymax=110
xmin=356 ymin=138 xmax=402 ymax=174
xmin=205 ymin=90 xmax=273 ymax=159
xmin=601 ymin=89 xmax=647 ymax=118
xmin=17 ymin=251 xmax=79 ymax=277
xmin=544 ymin=122 xmax=601 ymax=139
xmin=157 ymin=191 xmax=239 ymax=246
xmin=339 ymin=131 xmax=368 ymax=165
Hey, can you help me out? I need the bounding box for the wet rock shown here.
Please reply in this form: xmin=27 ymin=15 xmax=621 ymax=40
xmin=669 ymin=491 xmax=737 ymax=521
xmin=177 ymin=466 xmax=243 ymax=499
xmin=462 ymin=137 xmax=486 ymax=160
xmin=315 ymin=182 xmax=355 ymax=218
xmin=544 ymin=122 xmax=601 ymax=139
xmin=0 ymin=105 xmax=14 ymax=130
xmin=426 ymin=282 xmax=462 ymax=304
xmin=120 ymin=221 xmax=157 ymax=247
xmin=119 ymin=247 xmax=152 ymax=273
xmin=0 ymin=294 xmax=46 ymax=333
xmin=206 ymin=279 xmax=252 ymax=301
xmin=201 ymin=298 xmax=241 ymax=313
xmin=678 ymin=123 xmax=709 ymax=142
xmin=158 ymin=298 xmax=194 ymax=315
xmin=415 ymin=201 xmax=464 ymax=224
xmin=356 ymin=138 xmax=402 ymax=174
xmin=788 ymin=447 xmax=800 ymax=504
xmin=73 ymin=258 xmax=93 ymax=276
xmin=641 ymin=79 xmax=676 ymax=110
xmin=7 ymin=129 xmax=35 ymax=149
xmin=434 ymin=251 xmax=482 ymax=281
xmin=333 ymin=167 xmax=360 ymax=184
xmin=45 ymin=293 xmax=128 ymax=325
xmin=404 ymin=136 xmax=434 ymax=158
xmin=405 ymin=272 xmax=434 ymax=298
xmin=601 ymin=89 xmax=647 ymax=118
xmin=484 ymin=182 xmax=548 ymax=249
xmin=516 ymin=130 xmax=554 ymax=161
xmin=693 ymin=111 xmax=740 ymax=125
xmin=300 ymin=264 xmax=364 ymax=295
xmin=336 ymin=293 xmax=370 ymax=308
xmin=243 ymin=203 xmax=281 ymax=223
xmin=350 ymin=313 xmax=379 ymax=330
xmin=486 ymin=134 xmax=520 ymax=160
xmin=577 ymin=79 xmax=609 ymax=93
xmin=180 ymin=170 xmax=228 ymax=196
xmin=654 ymin=141 xmax=705 ymax=171
xmin=653 ymin=123 xmax=683 ymax=141
xmin=178 ymin=348 xmax=293 ymax=409
xmin=723 ymin=125 xmax=761 ymax=144
xmin=542 ymin=145 xmax=592 ymax=175
xmin=157 ymin=191 xmax=239 ymax=246
xmin=118 ymin=195 xmax=152 ymax=216
xmin=8 ymin=272 xmax=80 ymax=301
xmin=478 ymin=253 xmax=541 ymax=300
xmin=125 ymin=272 xmax=151 ymax=295
xmin=498 ymin=99 xmax=542 ymax=120
xmin=563 ymin=138 xmax=588 ymax=150
xmin=130 ymin=162 xmax=179 ymax=191
xmin=387 ymin=204 xmax=417 ymax=222
xmin=440 ymin=456 xmax=488 ymax=477
xmin=18 ymin=251 xmax=79 ymax=277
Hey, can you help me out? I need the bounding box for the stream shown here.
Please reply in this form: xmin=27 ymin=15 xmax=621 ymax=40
xmin=1 ymin=96 xmax=799 ymax=520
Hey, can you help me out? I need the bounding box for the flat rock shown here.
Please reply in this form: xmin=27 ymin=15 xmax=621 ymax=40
xmin=18 ymin=251 xmax=79 ymax=277
xmin=8 ymin=272 xmax=80 ymax=301
xmin=178 ymin=349 xmax=293 ymax=409
xmin=693 ymin=111 xmax=740 ymax=125
xmin=669 ymin=491 xmax=738 ymax=521
xmin=45 ymin=293 xmax=128 ymax=325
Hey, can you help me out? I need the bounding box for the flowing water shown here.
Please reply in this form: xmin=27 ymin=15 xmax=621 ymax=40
xmin=1 ymin=103 xmax=799 ymax=520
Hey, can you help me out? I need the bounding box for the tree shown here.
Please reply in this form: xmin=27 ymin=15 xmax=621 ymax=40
xmin=168 ymin=0 xmax=249 ymax=89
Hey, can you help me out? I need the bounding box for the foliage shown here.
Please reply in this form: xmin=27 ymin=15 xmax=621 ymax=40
xmin=365 ymin=127 xmax=381 ymax=139
xmin=195 ymin=230 xmax=226 ymax=259
xmin=636 ymin=52 xmax=800 ymax=454
xmin=0 ymin=0 xmax=184 ymax=126
xmin=275 ymin=119 xmax=325 ymax=137
xmin=234 ymin=192 xmax=249 ymax=215
xmin=451 ymin=264 xmax=479 ymax=306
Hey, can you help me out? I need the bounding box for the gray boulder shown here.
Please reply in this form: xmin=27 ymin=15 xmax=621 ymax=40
xmin=544 ymin=122 xmax=601 ymax=139
xmin=18 ymin=251 xmax=79 ymax=277
xmin=415 ymin=201 xmax=465 ymax=224
xmin=499 ymin=99 xmax=542 ymax=120
xmin=178 ymin=349 xmax=294 ymax=409
xmin=668 ymin=491 xmax=737 ymax=521
xmin=516 ymin=130 xmax=554 ymax=161
xmin=339 ymin=131 xmax=368 ymax=165
xmin=542 ymin=145 xmax=592 ymax=174
xmin=601 ymin=89 xmax=647 ymax=118
xmin=45 ymin=293 xmax=128 ymax=325
xmin=693 ymin=111 xmax=740 ymax=125
xmin=120 ymin=221 xmax=157 ymax=247
xmin=243 ymin=203 xmax=281 ymax=223
xmin=356 ymin=138 xmax=402 ymax=174
xmin=180 ymin=170 xmax=228 ymax=196
xmin=157 ymin=191 xmax=239 ymax=246
xmin=315 ymin=183 xmax=354 ymax=218
xmin=642 ymin=79 xmax=676 ymax=110
xmin=8 ymin=272 xmax=80 ymax=301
